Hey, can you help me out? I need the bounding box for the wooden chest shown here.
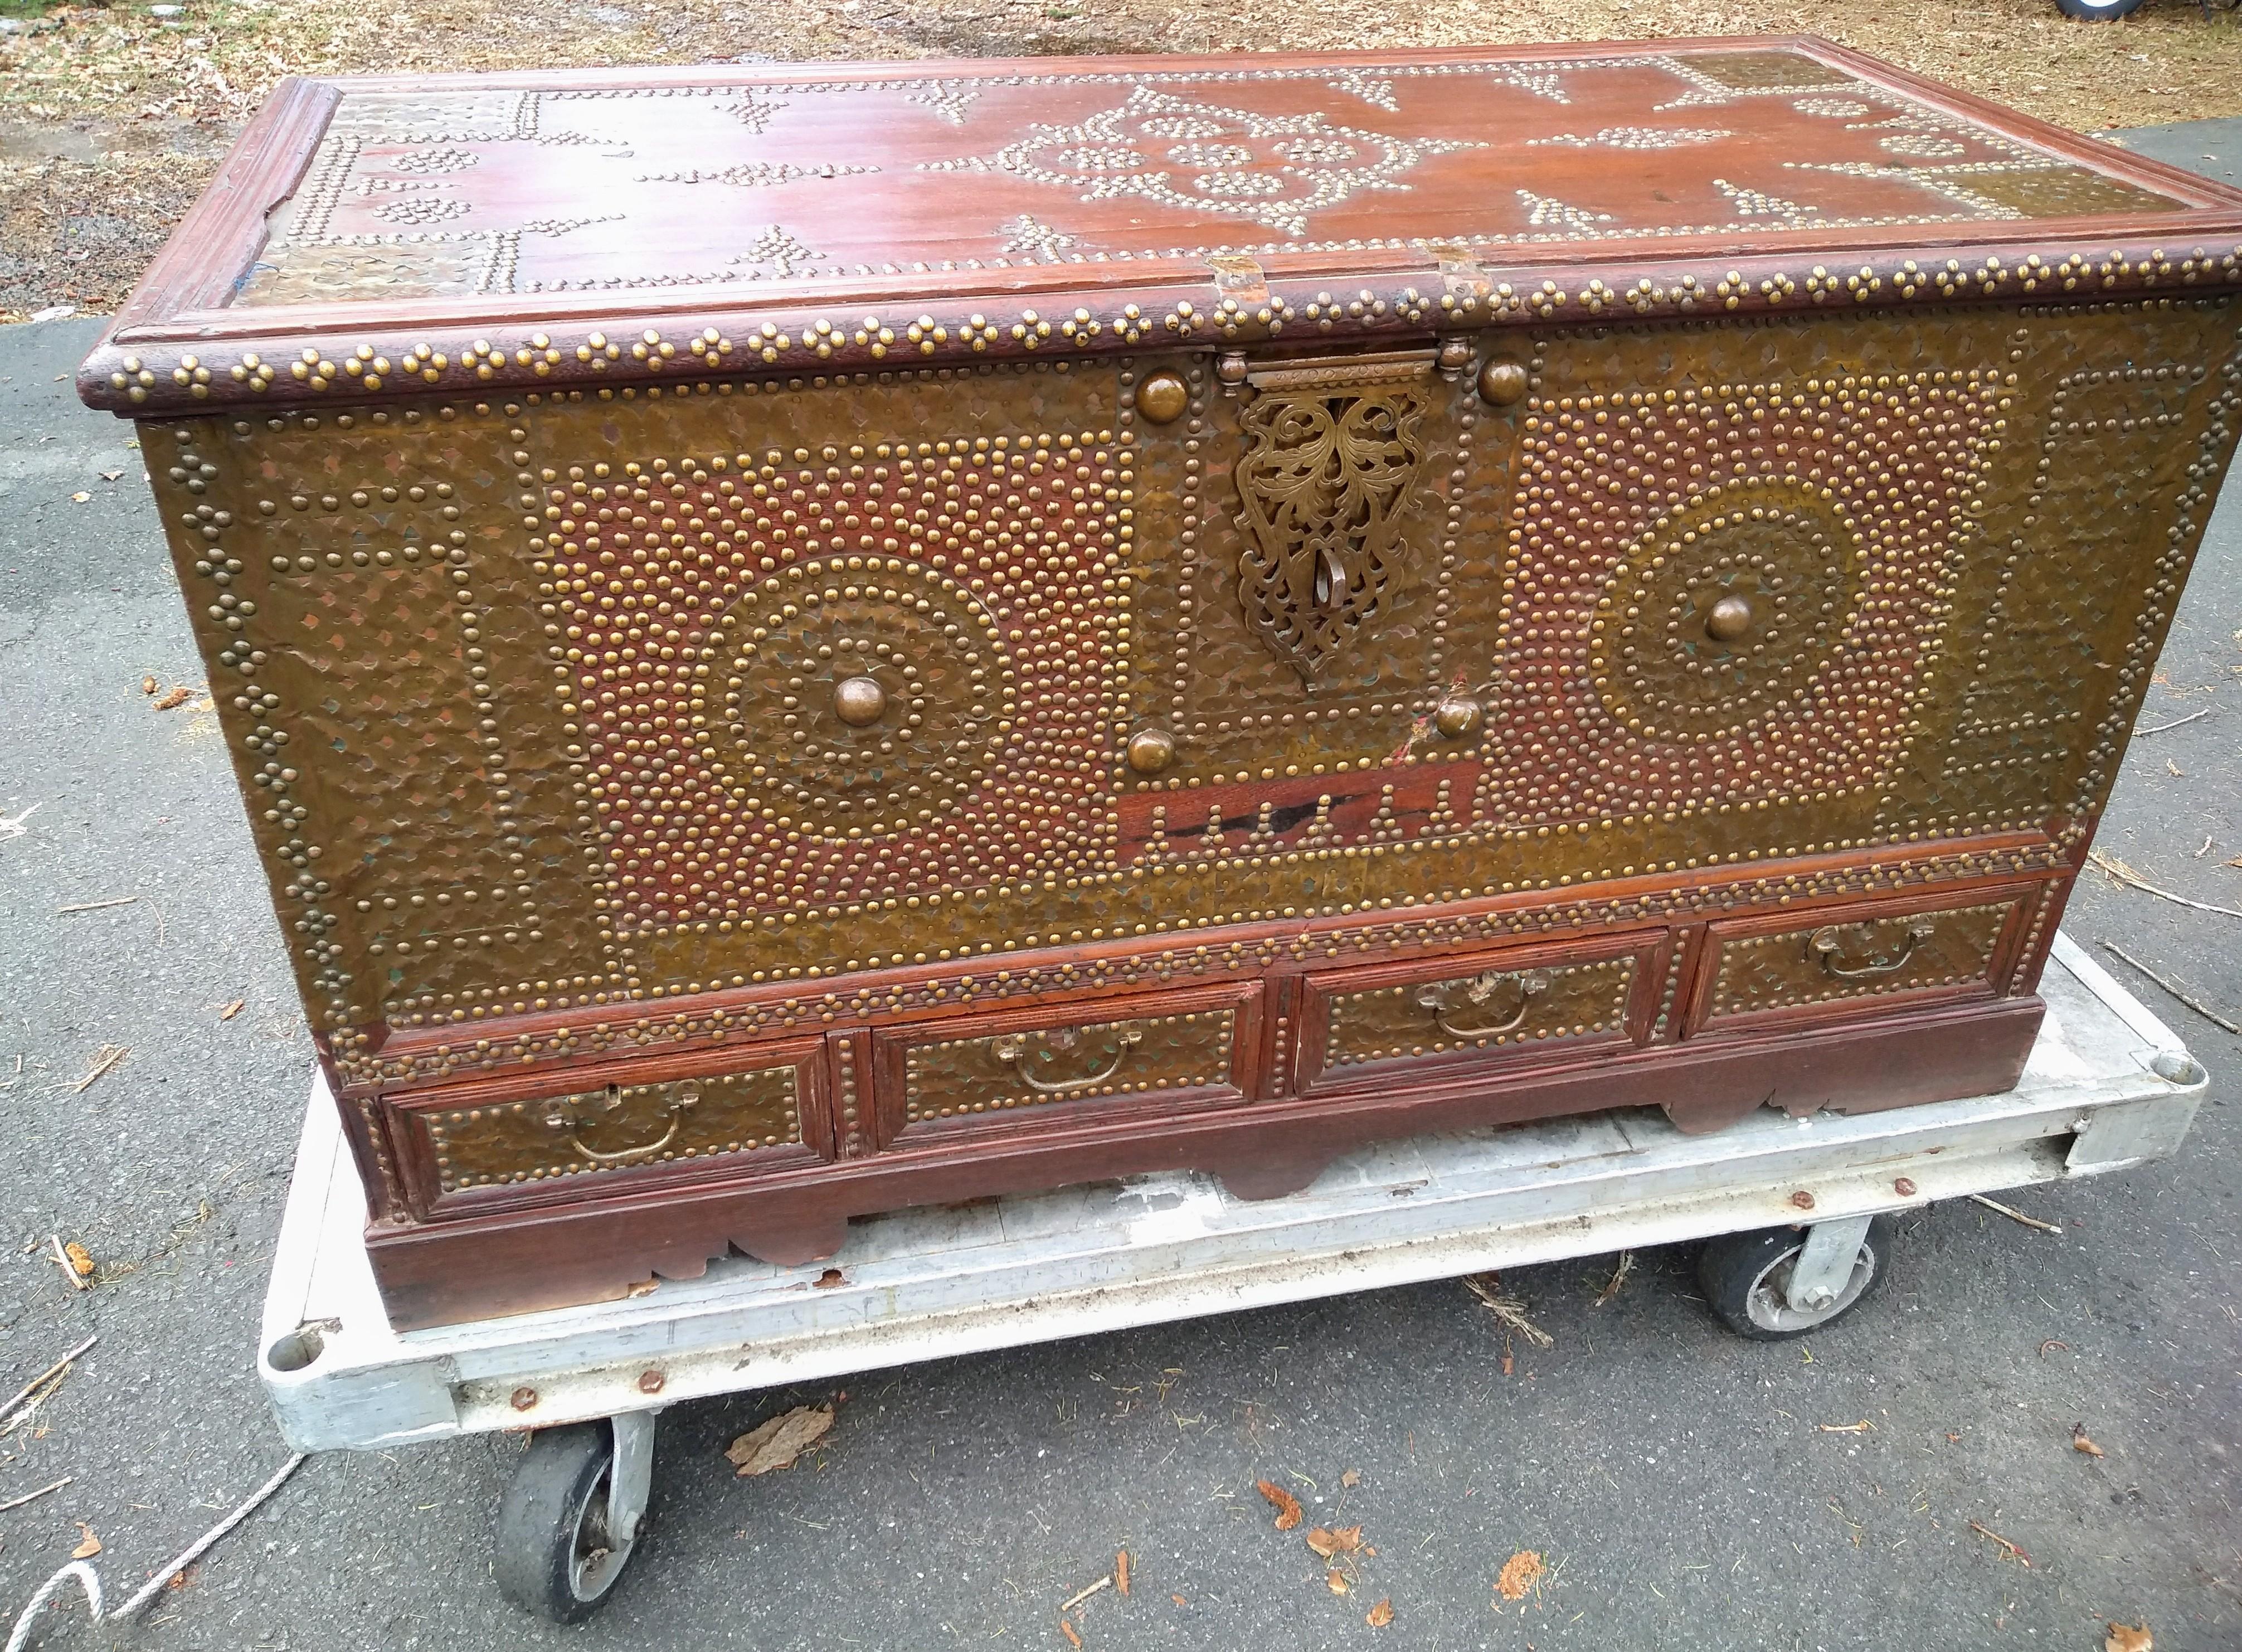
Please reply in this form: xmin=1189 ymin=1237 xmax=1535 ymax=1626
xmin=81 ymin=39 xmax=2242 ymax=1328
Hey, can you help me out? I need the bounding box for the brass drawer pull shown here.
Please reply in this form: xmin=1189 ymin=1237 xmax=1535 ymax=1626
xmin=544 ymin=1083 xmax=700 ymax=1163
xmin=993 ymin=1022 xmax=1145 ymax=1094
xmin=1417 ymin=969 xmax=1551 ymax=1038
xmin=1807 ymin=917 xmax=1937 ymax=979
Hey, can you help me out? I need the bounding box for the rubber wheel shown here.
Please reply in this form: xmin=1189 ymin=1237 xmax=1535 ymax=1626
xmin=493 ymin=1423 xmax=639 ymax=1623
xmin=1698 ymin=1215 xmax=1899 ymax=1340
xmin=2053 ymin=0 xmax=2145 ymax=18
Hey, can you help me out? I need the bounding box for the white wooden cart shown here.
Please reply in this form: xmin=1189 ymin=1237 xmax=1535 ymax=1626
xmin=257 ymin=932 xmax=2209 ymax=1621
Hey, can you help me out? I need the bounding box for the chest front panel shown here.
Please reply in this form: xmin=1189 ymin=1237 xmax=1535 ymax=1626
xmin=146 ymin=294 xmax=2240 ymax=1087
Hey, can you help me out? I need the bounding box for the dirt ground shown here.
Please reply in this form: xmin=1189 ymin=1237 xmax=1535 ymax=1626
xmin=1 ymin=0 xmax=2239 ymax=319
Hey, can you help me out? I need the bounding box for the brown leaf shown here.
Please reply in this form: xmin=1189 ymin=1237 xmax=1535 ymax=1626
xmin=70 ymin=1523 xmax=100 ymax=1559
xmin=1365 ymin=1598 xmax=1395 ymax=1628
xmin=70 ymin=491 xmax=90 ymax=503
xmin=62 ymin=1242 xmax=94 ymax=1279
xmin=139 ymin=676 xmax=157 ymax=696
xmin=1170 ymin=1595 xmax=1188 ymax=1608
xmin=1058 ymin=1619 xmax=1082 ymax=1649
xmin=1115 ymin=1549 xmax=1129 ymax=1597
xmin=726 ymin=1403 xmax=834 ymax=1476
xmin=1256 ymin=1479 xmax=1303 ymax=1532
xmin=1306 ymin=1525 xmax=1363 ymax=1559
xmin=1340 ymin=1468 xmax=1361 ymax=1489
xmin=1495 ymin=1549 xmax=1545 ymax=1602
xmin=153 ymin=686 xmax=192 ymax=710
xmin=217 ymin=999 xmax=245 ymax=1022
xmin=2105 ymin=1624 xmax=2152 ymax=1652
xmin=1326 ymin=1569 xmax=1349 ymax=1596
xmin=2073 ymin=1423 xmax=2105 ymax=1459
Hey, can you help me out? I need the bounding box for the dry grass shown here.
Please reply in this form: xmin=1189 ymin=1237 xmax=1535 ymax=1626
xmin=0 ymin=0 xmax=2237 ymax=318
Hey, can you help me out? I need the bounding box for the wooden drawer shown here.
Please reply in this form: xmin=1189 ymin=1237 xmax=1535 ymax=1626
xmin=390 ymin=1039 xmax=833 ymax=1216
xmin=872 ymin=984 xmax=1262 ymax=1145
xmin=1293 ymin=932 xmax=1663 ymax=1097
xmin=1690 ymin=893 xmax=2027 ymax=1033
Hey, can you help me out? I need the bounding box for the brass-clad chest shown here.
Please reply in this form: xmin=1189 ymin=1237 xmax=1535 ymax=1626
xmin=85 ymin=40 xmax=2242 ymax=1326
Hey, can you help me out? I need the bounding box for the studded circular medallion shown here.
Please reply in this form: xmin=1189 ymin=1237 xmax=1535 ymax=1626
xmin=1591 ymin=479 xmax=1864 ymax=744
xmin=701 ymin=558 xmax=1012 ymax=840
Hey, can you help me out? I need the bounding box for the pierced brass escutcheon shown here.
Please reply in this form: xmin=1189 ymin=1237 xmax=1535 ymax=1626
xmin=544 ymin=1082 xmax=701 ymax=1163
xmin=1135 ymin=372 xmax=1189 ymax=424
xmin=1807 ymin=917 xmax=1937 ymax=979
xmin=1417 ymin=969 xmax=1551 ymax=1038
xmin=991 ymin=1022 xmax=1146 ymax=1094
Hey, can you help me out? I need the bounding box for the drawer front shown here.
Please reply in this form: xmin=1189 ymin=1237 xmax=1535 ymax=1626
xmin=1296 ymin=934 xmax=1660 ymax=1096
xmin=393 ymin=1042 xmax=829 ymax=1211
xmin=875 ymin=987 xmax=1259 ymax=1140
xmin=1698 ymin=898 xmax=2020 ymax=1028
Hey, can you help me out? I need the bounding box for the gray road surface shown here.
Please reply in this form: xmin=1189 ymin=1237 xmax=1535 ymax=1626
xmin=0 ymin=123 xmax=2237 ymax=1652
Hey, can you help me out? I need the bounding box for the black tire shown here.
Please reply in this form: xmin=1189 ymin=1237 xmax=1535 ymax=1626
xmin=493 ymin=1422 xmax=639 ymax=1623
xmin=1698 ymin=1215 xmax=1899 ymax=1341
xmin=2053 ymin=0 xmax=2145 ymax=18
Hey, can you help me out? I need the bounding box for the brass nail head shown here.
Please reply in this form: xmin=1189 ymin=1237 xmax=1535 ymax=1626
xmin=1477 ymin=357 xmax=1528 ymax=406
xmin=1126 ymin=727 xmax=1176 ymax=775
xmin=833 ymin=674 xmax=888 ymax=727
xmin=1134 ymin=372 xmax=1189 ymax=424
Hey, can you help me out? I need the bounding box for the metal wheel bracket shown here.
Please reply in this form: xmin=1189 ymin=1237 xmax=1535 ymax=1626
xmin=607 ymin=1410 xmax=657 ymax=1547
xmin=1783 ymin=1214 xmax=1873 ymax=1313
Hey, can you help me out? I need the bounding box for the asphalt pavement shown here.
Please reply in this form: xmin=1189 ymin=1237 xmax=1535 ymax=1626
xmin=0 ymin=123 xmax=2238 ymax=1652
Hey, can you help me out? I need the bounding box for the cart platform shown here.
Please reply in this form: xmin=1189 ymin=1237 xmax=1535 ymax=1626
xmin=259 ymin=931 xmax=2205 ymax=1454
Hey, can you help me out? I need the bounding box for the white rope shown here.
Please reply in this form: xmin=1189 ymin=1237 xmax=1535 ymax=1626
xmin=4 ymin=1454 xmax=307 ymax=1651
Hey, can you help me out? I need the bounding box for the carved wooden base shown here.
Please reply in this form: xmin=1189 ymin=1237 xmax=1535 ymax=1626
xmin=364 ymin=994 xmax=2042 ymax=1330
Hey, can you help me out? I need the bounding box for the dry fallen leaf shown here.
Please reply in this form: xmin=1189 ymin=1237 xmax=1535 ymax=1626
xmin=1306 ymin=1525 xmax=1363 ymax=1559
xmin=1496 ymin=1549 xmax=1545 ymax=1602
xmin=1326 ymin=1569 xmax=1349 ymax=1596
xmin=62 ymin=1242 xmax=94 ymax=1280
xmin=2104 ymin=1623 xmax=2152 ymax=1652
xmin=218 ymin=999 xmax=245 ymax=1022
xmin=725 ymin=1403 xmax=834 ymax=1476
xmin=1256 ymin=1479 xmax=1303 ymax=1532
xmin=1340 ymin=1469 xmax=1361 ymax=1489
xmin=70 ymin=1523 xmax=101 ymax=1559
xmin=69 ymin=491 xmax=90 ymax=503
xmin=139 ymin=676 xmax=158 ymax=696
xmin=1115 ymin=1549 xmax=1129 ymax=1597
xmin=1058 ymin=1619 xmax=1082 ymax=1649
xmin=153 ymin=686 xmax=193 ymax=711
xmin=1365 ymin=1598 xmax=1395 ymax=1628
xmin=2073 ymin=1423 xmax=2105 ymax=1459
xmin=1170 ymin=1595 xmax=1188 ymax=1608
xmin=100 ymin=470 xmax=123 ymax=483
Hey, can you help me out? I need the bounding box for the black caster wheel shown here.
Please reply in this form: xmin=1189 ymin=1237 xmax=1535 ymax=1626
xmin=493 ymin=1420 xmax=650 ymax=1623
xmin=1698 ymin=1214 xmax=1899 ymax=1340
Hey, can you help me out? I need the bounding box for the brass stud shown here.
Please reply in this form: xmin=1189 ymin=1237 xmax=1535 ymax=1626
xmin=832 ymin=674 xmax=888 ymax=727
xmin=1436 ymin=337 xmax=1474 ymax=373
xmin=1477 ymin=357 xmax=1529 ymax=406
xmin=1705 ymin=594 xmax=1755 ymax=642
xmin=1433 ymin=693 xmax=1484 ymax=739
xmin=1135 ymin=372 xmax=1189 ymax=424
xmin=1126 ymin=728 xmax=1176 ymax=776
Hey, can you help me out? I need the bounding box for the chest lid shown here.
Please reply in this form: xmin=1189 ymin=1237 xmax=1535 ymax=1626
xmin=79 ymin=36 xmax=2242 ymax=414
